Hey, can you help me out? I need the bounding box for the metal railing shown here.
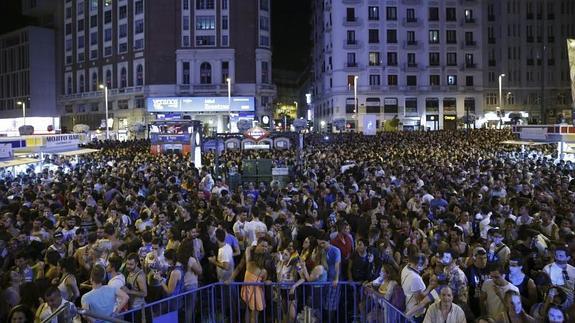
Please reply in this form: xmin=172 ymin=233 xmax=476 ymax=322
xmin=118 ymin=281 xmax=414 ymax=323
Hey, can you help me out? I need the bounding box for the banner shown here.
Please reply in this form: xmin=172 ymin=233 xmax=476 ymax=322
xmin=568 ymin=39 xmax=575 ymax=123
xmin=363 ymin=115 xmax=377 ymax=136
xmin=0 ymin=143 xmax=13 ymax=161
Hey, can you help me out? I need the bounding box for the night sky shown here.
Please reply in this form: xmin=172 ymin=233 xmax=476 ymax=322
xmin=0 ymin=0 xmax=311 ymax=74
xmin=271 ymin=0 xmax=311 ymax=73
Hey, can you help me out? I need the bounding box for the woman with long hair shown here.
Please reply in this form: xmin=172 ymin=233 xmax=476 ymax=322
xmin=56 ymin=257 xmax=80 ymax=303
xmin=240 ymin=238 xmax=269 ymax=323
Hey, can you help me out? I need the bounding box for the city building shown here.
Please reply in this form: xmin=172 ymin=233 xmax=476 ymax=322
xmin=310 ymin=0 xmax=573 ymax=131
xmin=0 ymin=26 xmax=58 ymax=134
xmin=23 ymin=0 xmax=276 ymax=134
xmin=482 ymin=0 xmax=574 ymax=124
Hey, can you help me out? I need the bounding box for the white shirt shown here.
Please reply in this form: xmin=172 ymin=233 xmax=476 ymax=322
xmin=543 ymin=262 xmax=575 ymax=288
xmin=400 ymin=266 xmax=426 ymax=317
xmin=481 ymin=280 xmax=519 ymax=317
xmin=216 ymin=244 xmax=234 ymax=281
xmin=423 ymin=302 xmax=467 ymax=323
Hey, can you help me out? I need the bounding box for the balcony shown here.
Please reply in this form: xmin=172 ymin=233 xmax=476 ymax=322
xmin=401 ymin=0 xmax=421 ymax=4
xmin=343 ymin=17 xmax=362 ymax=27
xmin=402 ymin=40 xmax=419 ymax=49
xmin=60 ymin=86 xmax=144 ymax=100
xmin=342 ymin=0 xmax=361 ymax=4
xmin=402 ymin=18 xmax=421 ymax=27
xmin=344 ymin=62 xmax=361 ymax=71
xmin=343 ymin=39 xmax=361 ymax=49
xmin=464 ymin=63 xmax=476 ymax=69
xmin=462 ymin=40 xmax=477 ymax=49
xmin=461 ymin=18 xmax=476 ymax=27
xmin=403 ymin=63 xmax=419 ymax=72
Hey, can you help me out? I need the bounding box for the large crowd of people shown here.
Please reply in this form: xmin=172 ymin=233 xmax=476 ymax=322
xmin=0 ymin=129 xmax=573 ymax=323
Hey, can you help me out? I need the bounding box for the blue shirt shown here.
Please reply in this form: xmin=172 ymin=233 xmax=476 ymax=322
xmin=81 ymin=285 xmax=117 ymax=322
xmin=325 ymin=245 xmax=341 ymax=282
xmin=225 ymin=233 xmax=239 ymax=251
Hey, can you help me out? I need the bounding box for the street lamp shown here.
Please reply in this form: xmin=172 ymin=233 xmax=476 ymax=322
xmin=226 ymin=77 xmax=232 ymax=132
xmin=99 ymin=84 xmax=109 ymax=140
xmin=354 ymin=75 xmax=359 ymax=129
xmin=498 ymin=73 xmax=505 ymax=113
xmin=17 ymin=100 xmax=26 ymax=126
xmin=320 ymin=120 xmax=326 ymax=133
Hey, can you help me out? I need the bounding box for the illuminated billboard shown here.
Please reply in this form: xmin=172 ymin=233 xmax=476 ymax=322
xmin=147 ymin=97 xmax=255 ymax=113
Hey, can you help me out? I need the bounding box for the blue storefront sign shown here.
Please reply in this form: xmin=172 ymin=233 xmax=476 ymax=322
xmin=147 ymin=97 xmax=255 ymax=113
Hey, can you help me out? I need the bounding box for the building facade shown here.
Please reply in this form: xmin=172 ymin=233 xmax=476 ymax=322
xmin=311 ymin=0 xmax=573 ymax=131
xmin=0 ymin=26 xmax=57 ymax=129
xmin=25 ymin=0 xmax=275 ymax=133
xmin=482 ymin=0 xmax=574 ymax=124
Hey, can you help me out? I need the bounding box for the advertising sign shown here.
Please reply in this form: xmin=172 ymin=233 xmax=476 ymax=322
xmin=0 ymin=143 xmax=13 ymax=161
xmin=244 ymin=126 xmax=270 ymax=141
xmin=363 ymin=115 xmax=377 ymax=135
xmin=147 ymin=97 xmax=255 ymax=113
xmin=44 ymin=134 xmax=81 ymax=147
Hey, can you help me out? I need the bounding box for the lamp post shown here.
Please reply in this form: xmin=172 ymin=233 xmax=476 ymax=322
xmin=498 ymin=73 xmax=505 ymax=114
xmin=99 ymin=84 xmax=109 ymax=140
xmin=17 ymin=100 xmax=26 ymax=126
xmin=226 ymin=77 xmax=232 ymax=132
xmin=354 ymin=75 xmax=359 ymax=130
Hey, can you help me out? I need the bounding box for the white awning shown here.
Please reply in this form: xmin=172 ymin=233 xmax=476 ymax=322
xmin=54 ymin=148 xmax=100 ymax=156
xmin=500 ymin=140 xmax=552 ymax=146
xmin=0 ymin=158 xmax=40 ymax=168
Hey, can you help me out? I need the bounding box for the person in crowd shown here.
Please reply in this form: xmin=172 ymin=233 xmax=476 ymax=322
xmin=122 ymin=253 xmax=147 ymax=310
xmin=494 ymin=290 xmax=537 ymax=323
xmin=401 ymin=252 xmax=428 ymax=323
xmin=505 ymin=252 xmax=537 ymax=310
xmin=543 ymin=245 xmax=575 ymax=308
xmin=422 ymin=286 xmax=466 ymax=323
xmin=81 ymin=265 xmax=129 ymax=322
xmin=35 ymin=286 xmax=80 ymax=323
xmin=481 ymin=263 xmax=520 ymax=318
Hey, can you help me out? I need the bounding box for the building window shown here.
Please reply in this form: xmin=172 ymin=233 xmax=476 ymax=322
xmin=405 ymin=98 xmax=417 ymax=114
xmin=90 ymin=0 xmax=98 ymax=11
xmin=466 ymin=76 xmax=474 ymax=86
xmin=429 ymin=52 xmax=440 ymax=66
xmin=386 ymin=7 xmax=397 ymax=20
xmin=120 ymin=67 xmax=127 ymax=88
xmin=387 ymin=52 xmax=397 ymax=66
xmin=369 ymin=74 xmax=380 ymax=86
xmin=221 ymin=35 xmax=228 ymax=46
xmin=135 ymin=96 xmax=145 ymax=109
xmin=260 ymin=36 xmax=269 ymax=47
xmin=464 ymin=9 xmax=474 ymax=22
xmin=136 ymin=64 xmax=144 ymax=85
xmin=221 ymin=61 xmax=229 ymax=82
xmin=222 ymin=0 xmax=228 ymax=10
xmin=104 ymin=28 xmax=112 ymax=41
xmin=119 ymin=24 xmax=127 ymax=38
xmin=465 ymin=53 xmax=474 ymax=67
xmin=387 ymin=29 xmax=397 ymax=43
xmin=426 ymin=98 xmax=439 ymax=113
xmin=91 ymin=72 xmax=98 ymax=91
xmin=78 ymin=35 xmax=85 ymax=49
xmin=369 ymin=52 xmax=380 ymax=66
xmin=260 ymin=16 xmax=269 ymax=31
xmin=196 ymin=0 xmax=215 ymax=10
xmin=200 ymin=62 xmax=212 ymax=84
xmin=388 ymin=75 xmax=398 ymax=86
xmin=366 ymin=98 xmax=381 ymax=114
xmin=406 ymin=8 xmax=416 ymax=21
xmin=346 ymin=8 xmax=355 ymax=21
xmin=407 ymin=53 xmax=416 ymax=67
xmin=104 ymin=46 xmax=112 ymax=56
xmin=464 ymin=98 xmax=475 ymax=114
xmin=260 ymin=0 xmax=269 ymax=11
xmin=135 ymin=0 xmax=144 ymax=14
xmin=90 ymin=31 xmax=98 ymax=45
xmin=368 ymin=6 xmax=379 ymax=20
xmin=119 ymin=5 xmax=127 ymax=19
xmin=119 ymin=42 xmax=127 ymax=53
xmin=447 ymin=75 xmax=457 ymax=85
xmin=135 ymin=19 xmax=144 ymax=34
xmin=79 ymin=74 xmax=85 ymax=92
xmin=196 ymin=35 xmax=215 ymax=46
xmin=407 ymin=31 xmax=415 ymax=43
xmin=222 ymin=16 xmax=228 ymax=30
xmin=261 ymin=61 xmax=269 ymax=84
xmin=347 ymin=30 xmax=356 ymax=44
xmin=104 ymin=11 xmax=112 ymax=24
xmin=183 ymin=0 xmax=189 ymax=10
xmin=66 ymin=23 xmax=72 ymax=35
xmin=78 ymin=19 xmax=85 ymax=32
xmin=196 ymin=16 xmax=215 ymax=30
xmin=407 ymin=75 xmax=417 ymax=86
xmin=134 ymin=38 xmax=144 ymax=50
xmin=429 ymin=7 xmax=439 ymax=21
xmin=347 ymin=53 xmax=356 ymax=66
xmin=182 ymin=36 xmax=190 ymax=47
xmin=67 ymin=77 xmax=72 ymax=94
xmin=118 ymin=100 xmax=129 ymax=110
xmin=183 ymin=62 xmax=190 ymax=84
xmin=183 ymin=16 xmax=190 ymax=30
xmin=447 ymin=52 xmax=457 ymax=66
xmin=368 ymin=29 xmax=379 ymax=43
xmin=430 ymin=74 xmax=440 ymax=86
xmin=384 ymin=98 xmax=398 ymax=113
xmin=486 ymin=93 xmax=497 ymax=105
xmin=429 ymin=30 xmax=439 ymax=44
xmin=446 ymin=30 xmax=456 ymax=44
xmin=105 ymin=70 xmax=112 ymax=88
xmin=446 ymin=7 xmax=456 ymax=21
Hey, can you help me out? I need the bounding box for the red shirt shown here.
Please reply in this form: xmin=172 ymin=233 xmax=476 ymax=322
xmin=331 ymin=233 xmax=353 ymax=260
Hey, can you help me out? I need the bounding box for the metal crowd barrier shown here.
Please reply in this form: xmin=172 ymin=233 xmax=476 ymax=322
xmin=119 ymin=281 xmax=414 ymax=323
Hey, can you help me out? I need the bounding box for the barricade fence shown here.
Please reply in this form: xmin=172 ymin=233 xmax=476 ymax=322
xmin=119 ymin=281 xmax=414 ymax=323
